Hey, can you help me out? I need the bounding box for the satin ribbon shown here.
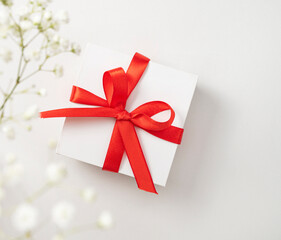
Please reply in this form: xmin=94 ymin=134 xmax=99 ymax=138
xmin=40 ymin=53 xmax=183 ymax=194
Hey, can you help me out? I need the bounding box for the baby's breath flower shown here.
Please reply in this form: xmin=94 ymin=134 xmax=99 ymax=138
xmin=80 ymin=187 xmax=97 ymax=203
xmin=20 ymin=20 xmax=33 ymax=32
xmin=52 ymin=201 xmax=75 ymax=229
xmin=12 ymin=203 xmax=38 ymax=232
xmin=48 ymin=34 xmax=61 ymax=52
xmin=23 ymin=104 xmax=39 ymax=120
xmin=37 ymin=88 xmax=47 ymax=96
xmin=71 ymin=42 xmax=81 ymax=55
xmin=31 ymin=13 xmax=41 ymax=26
xmin=52 ymin=34 xmax=60 ymax=43
xmin=48 ymin=138 xmax=57 ymax=149
xmin=25 ymin=124 xmax=32 ymax=131
xmin=55 ymin=10 xmax=69 ymax=24
xmin=53 ymin=64 xmax=63 ymax=78
xmin=30 ymin=0 xmax=51 ymax=8
xmin=2 ymin=125 xmax=15 ymax=139
xmin=0 ymin=48 xmax=12 ymax=62
xmin=46 ymin=162 xmax=67 ymax=183
xmin=49 ymin=19 xmax=60 ymax=31
xmin=43 ymin=10 xmax=52 ymax=21
xmin=97 ymin=211 xmax=113 ymax=229
xmin=59 ymin=37 xmax=69 ymax=51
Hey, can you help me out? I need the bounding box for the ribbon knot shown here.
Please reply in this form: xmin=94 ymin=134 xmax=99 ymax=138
xmin=116 ymin=110 xmax=131 ymax=121
xmin=40 ymin=52 xmax=184 ymax=194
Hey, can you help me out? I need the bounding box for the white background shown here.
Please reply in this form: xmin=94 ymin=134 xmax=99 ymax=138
xmin=1 ymin=0 xmax=281 ymax=239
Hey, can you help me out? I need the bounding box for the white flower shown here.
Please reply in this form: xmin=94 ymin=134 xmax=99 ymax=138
xmin=80 ymin=187 xmax=97 ymax=203
xmin=0 ymin=48 xmax=12 ymax=62
xmin=31 ymin=14 xmax=41 ymax=25
xmin=30 ymin=0 xmax=51 ymax=8
xmin=59 ymin=38 xmax=69 ymax=51
xmin=5 ymin=152 xmax=17 ymax=164
xmin=52 ymin=234 xmax=65 ymax=240
xmin=50 ymin=20 xmax=60 ymax=31
xmin=26 ymin=125 xmax=32 ymax=131
xmin=48 ymin=34 xmax=61 ymax=52
xmin=71 ymin=42 xmax=81 ymax=55
xmin=20 ymin=20 xmax=33 ymax=32
xmin=25 ymin=49 xmax=41 ymax=61
xmin=43 ymin=10 xmax=52 ymax=21
xmin=52 ymin=201 xmax=75 ymax=229
xmin=53 ymin=64 xmax=63 ymax=78
xmin=2 ymin=125 xmax=15 ymax=139
xmin=37 ymin=88 xmax=47 ymax=96
xmin=97 ymin=211 xmax=113 ymax=229
xmin=51 ymin=34 xmax=60 ymax=44
xmin=2 ymin=163 xmax=24 ymax=185
xmin=23 ymin=104 xmax=39 ymax=120
xmin=48 ymin=138 xmax=57 ymax=149
xmin=38 ymin=0 xmax=52 ymax=7
xmin=55 ymin=10 xmax=69 ymax=24
xmin=12 ymin=203 xmax=38 ymax=232
xmin=46 ymin=162 xmax=67 ymax=183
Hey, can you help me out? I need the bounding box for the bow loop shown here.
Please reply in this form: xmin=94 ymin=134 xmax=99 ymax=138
xmin=103 ymin=67 xmax=128 ymax=108
xmin=70 ymin=86 xmax=108 ymax=107
xmin=131 ymin=101 xmax=175 ymax=131
xmin=127 ymin=53 xmax=150 ymax=97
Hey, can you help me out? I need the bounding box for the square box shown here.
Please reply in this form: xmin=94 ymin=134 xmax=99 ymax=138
xmin=57 ymin=43 xmax=197 ymax=187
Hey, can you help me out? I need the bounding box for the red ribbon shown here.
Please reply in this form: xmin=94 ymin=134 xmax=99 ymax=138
xmin=40 ymin=53 xmax=183 ymax=194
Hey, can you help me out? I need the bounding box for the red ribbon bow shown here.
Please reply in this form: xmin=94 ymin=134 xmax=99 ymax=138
xmin=40 ymin=53 xmax=184 ymax=194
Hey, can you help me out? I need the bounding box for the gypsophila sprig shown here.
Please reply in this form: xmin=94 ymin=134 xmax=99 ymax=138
xmin=0 ymin=1 xmax=114 ymax=239
xmin=0 ymin=0 xmax=81 ymax=138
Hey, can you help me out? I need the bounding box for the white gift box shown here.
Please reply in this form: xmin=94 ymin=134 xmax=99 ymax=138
xmin=56 ymin=43 xmax=197 ymax=187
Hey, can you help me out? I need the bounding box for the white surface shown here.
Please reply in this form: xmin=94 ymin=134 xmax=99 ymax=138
xmin=57 ymin=43 xmax=197 ymax=186
xmin=1 ymin=0 xmax=281 ymax=239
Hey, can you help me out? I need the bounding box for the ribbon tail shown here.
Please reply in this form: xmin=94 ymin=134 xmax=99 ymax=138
xmin=117 ymin=120 xmax=157 ymax=194
xmin=103 ymin=122 xmax=125 ymax=172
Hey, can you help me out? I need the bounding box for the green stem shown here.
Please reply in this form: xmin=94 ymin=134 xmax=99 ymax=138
xmin=0 ymin=48 xmax=24 ymax=114
xmin=0 ymin=78 xmax=20 ymax=112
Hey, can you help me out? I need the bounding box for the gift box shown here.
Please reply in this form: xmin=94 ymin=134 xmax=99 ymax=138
xmin=41 ymin=44 xmax=197 ymax=193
